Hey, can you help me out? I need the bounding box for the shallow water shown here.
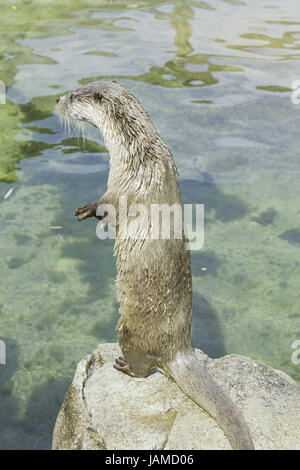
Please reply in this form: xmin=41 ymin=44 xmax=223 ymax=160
xmin=0 ymin=0 xmax=300 ymax=449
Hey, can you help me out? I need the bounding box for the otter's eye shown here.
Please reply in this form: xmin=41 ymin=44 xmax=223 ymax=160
xmin=70 ymin=93 xmax=75 ymax=102
xmin=94 ymin=92 xmax=103 ymax=102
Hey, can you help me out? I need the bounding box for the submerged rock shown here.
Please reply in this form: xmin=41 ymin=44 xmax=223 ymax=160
xmin=52 ymin=343 xmax=300 ymax=450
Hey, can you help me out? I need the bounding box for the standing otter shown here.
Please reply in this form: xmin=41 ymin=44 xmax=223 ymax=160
xmin=56 ymin=81 xmax=254 ymax=450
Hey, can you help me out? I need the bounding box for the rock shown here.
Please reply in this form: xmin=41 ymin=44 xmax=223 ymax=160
xmin=52 ymin=343 xmax=300 ymax=450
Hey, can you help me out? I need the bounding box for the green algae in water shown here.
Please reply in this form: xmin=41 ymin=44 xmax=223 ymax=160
xmin=256 ymin=86 xmax=293 ymax=93
xmin=0 ymin=97 xmax=56 ymax=183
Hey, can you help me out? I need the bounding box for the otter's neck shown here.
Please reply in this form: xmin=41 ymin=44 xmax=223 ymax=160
xmin=98 ymin=114 xmax=167 ymax=195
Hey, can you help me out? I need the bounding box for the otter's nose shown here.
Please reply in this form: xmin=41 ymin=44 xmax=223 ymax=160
xmin=56 ymin=98 xmax=60 ymax=104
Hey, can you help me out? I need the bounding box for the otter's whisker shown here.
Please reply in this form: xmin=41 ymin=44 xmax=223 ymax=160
xmin=81 ymin=121 xmax=86 ymax=151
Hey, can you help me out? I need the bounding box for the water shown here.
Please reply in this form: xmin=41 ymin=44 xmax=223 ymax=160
xmin=0 ymin=0 xmax=300 ymax=449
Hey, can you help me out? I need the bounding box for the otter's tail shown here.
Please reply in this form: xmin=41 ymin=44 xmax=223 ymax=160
xmin=164 ymin=349 xmax=254 ymax=450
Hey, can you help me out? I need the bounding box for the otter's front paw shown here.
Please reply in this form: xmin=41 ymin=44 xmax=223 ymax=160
xmin=75 ymin=203 xmax=97 ymax=221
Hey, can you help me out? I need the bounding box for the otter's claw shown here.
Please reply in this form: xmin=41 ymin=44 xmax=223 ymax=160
xmin=114 ymin=356 xmax=136 ymax=377
xmin=75 ymin=203 xmax=98 ymax=221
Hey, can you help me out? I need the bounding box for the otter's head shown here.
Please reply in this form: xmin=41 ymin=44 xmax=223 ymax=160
xmin=55 ymin=81 xmax=156 ymax=152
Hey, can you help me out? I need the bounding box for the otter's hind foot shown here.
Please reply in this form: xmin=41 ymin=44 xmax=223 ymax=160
xmin=114 ymin=357 xmax=137 ymax=377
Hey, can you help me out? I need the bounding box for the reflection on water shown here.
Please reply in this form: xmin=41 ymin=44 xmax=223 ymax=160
xmin=0 ymin=0 xmax=300 ymax=449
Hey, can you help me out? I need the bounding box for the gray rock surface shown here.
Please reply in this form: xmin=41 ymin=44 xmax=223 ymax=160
xmin=52 ymin=343 xmax=300 ymax=450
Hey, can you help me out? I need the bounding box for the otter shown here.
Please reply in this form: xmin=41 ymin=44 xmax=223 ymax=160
xmin=55 ymin=81 xmax=254 ymax=450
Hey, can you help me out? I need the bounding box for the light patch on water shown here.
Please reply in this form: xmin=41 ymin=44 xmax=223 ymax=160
xmin=215 ymin=136 xmax=271 ymax=149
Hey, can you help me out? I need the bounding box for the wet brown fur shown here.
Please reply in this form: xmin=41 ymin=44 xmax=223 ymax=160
xmin=56 ymin=81 xmax=254 ymax=450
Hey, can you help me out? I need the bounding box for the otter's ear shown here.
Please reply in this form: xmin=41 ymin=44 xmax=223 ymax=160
xmin=94 ymin=92 xmax=103 ymax=102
